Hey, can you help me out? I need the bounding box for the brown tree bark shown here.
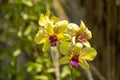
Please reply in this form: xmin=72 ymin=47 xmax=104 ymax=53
xmin=85 ymin=0 xmax=120 ymax=80
xmin=55 ymin=0 xmax=120 ymax=80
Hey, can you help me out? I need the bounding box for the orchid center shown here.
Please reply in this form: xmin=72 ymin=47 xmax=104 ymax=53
xmin=76 ymin=34 xmax=87 ymax=42
xmin=71 ymin=55 xmax=79 ymax=68
xmin=49 ymin=34 xmax=58 ymax=47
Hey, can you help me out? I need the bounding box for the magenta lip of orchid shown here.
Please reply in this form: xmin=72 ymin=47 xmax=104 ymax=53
xmin=50 ymin=40 xmax=57 ymax=46
xmin=79 ymin=35 xmax=86 ymax=42
xmin=71 ymin=55 xmax=79 ymax=68
xmin=49 ymin=35 xmax=58 ymax=47
xmin=71 ymin=60 xmax=79 ymax=68
xmin=77 ymin=34 xmax=87 ymax=42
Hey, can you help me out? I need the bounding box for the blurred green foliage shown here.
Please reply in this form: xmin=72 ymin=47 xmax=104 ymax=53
xmin=0 ymin=0 xmax=83 ymax=80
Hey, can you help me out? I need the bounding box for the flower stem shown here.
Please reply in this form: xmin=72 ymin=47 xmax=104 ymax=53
xmin=50 ymin=47 xmax=60 ymax=80
xmin=70 ymin=63 xmax=74 ymax=80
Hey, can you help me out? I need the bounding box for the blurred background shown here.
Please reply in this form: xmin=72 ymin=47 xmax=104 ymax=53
xmin=0 ymin=0 xmax=120 ymax=80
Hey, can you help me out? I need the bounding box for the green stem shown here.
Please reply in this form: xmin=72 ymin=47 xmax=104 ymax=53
xmin=70 ymin=63 xmax=74 ymax=80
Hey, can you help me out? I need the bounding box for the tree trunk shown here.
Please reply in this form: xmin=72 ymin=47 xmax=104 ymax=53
xmin=57 ymin=0 xmax=120 ymax=80
xmin=85 ymin=0 xmax=120 ymax=80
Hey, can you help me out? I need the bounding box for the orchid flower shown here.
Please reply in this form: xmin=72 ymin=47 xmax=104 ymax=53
xmin=34 ymin=13 xmax=70 ymax=52
xmin=34 ymin=13 xmax=97 ymax=70
xmin=59 ymin=42 xmax=97 ymax=70
xmin=68 ymin=21 xmax=92 ymax=47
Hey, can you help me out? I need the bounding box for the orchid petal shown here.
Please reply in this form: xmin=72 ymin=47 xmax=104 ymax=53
xmin=55 ymin=20 xmax=68 ymax=33
xmin=79 ymin=60 xmax=89 ymax=70
xmin=59 ymin=41 xmax=72 ymax=55
xmin=81 ymin=47 xmax=97 ymax=61
xmin=59 ymin=56 xmax=70 ymax=65
xmin=34 ymin=28 xmax=47 ymax=44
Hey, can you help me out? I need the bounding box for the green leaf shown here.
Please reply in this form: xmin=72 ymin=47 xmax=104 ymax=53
xmin=34 ymin=28 xmax=47 ymax=44
xmin=45 ymin=23 xmax=54 ymax=34
xmin=61 ymin=66 xmax=70 ymax=78
xmin=24 ymin=25 xmax=32 ymax=36
xmin=79 ymin=60 xmax=89 ymax=70
xmin=13 ymin=49 xmax=21 ymax=57
xmin=55 ymin=20 xmax=68 ymax=33
xmin=42 ymin=41 xmax=50 ymax=52
xmin=35 ymin=75 xmax=48 ymax=80
xmin=59 ymin=42 xmax=72 ymax=55
xmin=81 ymin=47 xmax=97 ymax=61
xmin=79 ymin=20 xmax=86 ymax=34
xmin=35 ymin=63 xmax=42 ymax=72
xmin=74 ymin=43 xmax=83 ymax=55
xmin=46 ymin=68 xmax=55 ymax=73
xmin=59 ymin=56 xmax=70 ymax=65
xmin=22 ymin=0 xmax=33 ymax=7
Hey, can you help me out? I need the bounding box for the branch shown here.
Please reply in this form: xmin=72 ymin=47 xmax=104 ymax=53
xmin=86 ymin=70 xmax=94 ymax=80
xmin=90 ymin=63 xmax=106 ymax=80
xmin=52 ymin=0 xmax=69 ymax=20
